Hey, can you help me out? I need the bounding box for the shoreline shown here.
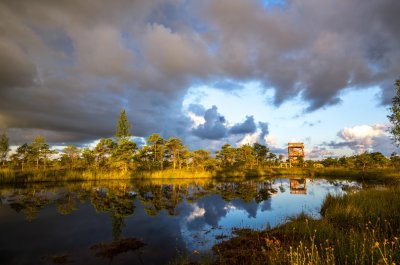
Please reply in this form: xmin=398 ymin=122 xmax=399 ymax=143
xmin=1 ymin=167 xmax=399 ymax=184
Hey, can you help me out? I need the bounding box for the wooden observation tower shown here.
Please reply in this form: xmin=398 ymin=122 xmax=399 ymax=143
xmin=288 ymin=142 xmax=304 ymax=166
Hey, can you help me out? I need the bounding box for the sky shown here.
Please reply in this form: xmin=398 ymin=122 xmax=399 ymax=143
xmin=1 ymin=0 xmax=400 ymax=159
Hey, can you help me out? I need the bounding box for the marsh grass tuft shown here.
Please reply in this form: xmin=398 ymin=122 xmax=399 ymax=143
xmin=208 ymin=185 xmax=400 ymax=265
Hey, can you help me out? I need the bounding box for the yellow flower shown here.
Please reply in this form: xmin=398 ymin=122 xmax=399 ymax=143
xmin=372 ymin=242 xmax=380 ymax=249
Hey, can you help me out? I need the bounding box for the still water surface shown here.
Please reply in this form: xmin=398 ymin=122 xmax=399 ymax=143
xmin=0 ymin=177 xmax=359 ymax=265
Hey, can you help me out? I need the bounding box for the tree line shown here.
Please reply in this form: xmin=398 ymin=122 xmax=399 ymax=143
xmin=0 ymin=110 xmax=280 ymax=173
xmin=0 ymin=135 xmax=282 ymax=173
xmin=310 ymin=152 xmax=400 ymax=170
xmin=1 ymin=130 xmax=399 ymax=174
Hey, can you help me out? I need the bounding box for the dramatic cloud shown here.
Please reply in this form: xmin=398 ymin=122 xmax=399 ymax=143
xmin=325 ymin=124 xmax=400 ymax=155
xmin=192 ymin=106 xmax=227 ymax=140
xmin=191 ymin=106 xmax=269 ymax=146
xmin=195 ymin=0 xmax=400 ymax=110
xmin=1 ymin=0 xmax=399 ymax=147
xmin=229 ymin=116 xmax=257 ymax=135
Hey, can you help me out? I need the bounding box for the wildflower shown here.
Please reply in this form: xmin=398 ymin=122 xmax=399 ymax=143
xmin=372 ymin=242 xmax=380 ymax=249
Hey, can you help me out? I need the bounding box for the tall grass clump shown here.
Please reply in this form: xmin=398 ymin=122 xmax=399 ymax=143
xmin=319 ymin=186 xmax=400 ymax=264
xmin=210 ymin=186 xmax=400 ymax=265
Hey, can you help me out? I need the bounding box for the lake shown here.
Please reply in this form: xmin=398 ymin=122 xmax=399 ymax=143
xmin=0 ymin=177 xmax=360 ymax=265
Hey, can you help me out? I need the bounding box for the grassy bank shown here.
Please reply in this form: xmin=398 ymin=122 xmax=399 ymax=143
xmin=0 ymin=168 xmax=215 ymax=184
xmin=209 ymin=185 xmax=400 ymax=265
xmin=1 ymin=167 xmax=399 ymax=184
xmin=311 ymin=168 xmax=400 ymax=184
xmin=0 ymin=168 xmax=133 ymax=184
xmin=0 ymin=167 xmax=310 ymax=184
xmin=135 ymin=169 xmax=213 ymax=179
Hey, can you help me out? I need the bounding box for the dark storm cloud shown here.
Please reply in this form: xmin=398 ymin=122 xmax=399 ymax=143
xmin=1 ymin=0 xmax=400 ymax=145
xmin=0 ymin=40 xmax=36 ymax=89
xmin=194 ymin=0 xmax=400 ymax=109
xmin=192 ymin=107 xmax=263 ymax=141
xmin=192 ymin=106 xmax=227 ymax=140
xmin=229 ymin=116 xmax=256 ymax=135
xmin=0 ymin=0 xmax=196 ymax=144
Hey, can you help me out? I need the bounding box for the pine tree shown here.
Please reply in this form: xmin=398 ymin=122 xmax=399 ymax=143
xmin=0 ymin=132 xmax=10 ymax=166
xmin=111 ymin=138 xmax=137 ymax=172
xmin=62 ymin=145 xmax=80 ymax=169
xmin=166 ymin=137 xmax=185 ymax=170
xmin=30 ymin=136 xmax=51 ymax=169
xmin=115 ymin=109 xmax=132 ymax=141
xmin=388 ymin=80 xmax=400 ymax=146
xmin=147 ymin=133 xmax=165 ymax=170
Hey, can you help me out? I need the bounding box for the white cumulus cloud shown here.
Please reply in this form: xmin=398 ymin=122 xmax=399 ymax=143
xmin=332 ymin=124 xmax=399 ymax=155
xmin=339 ymin=124 xmax=386 ymax=145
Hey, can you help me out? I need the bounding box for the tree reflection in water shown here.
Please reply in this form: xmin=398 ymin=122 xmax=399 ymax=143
xmin=0 ymin=178 xmax=351 ymax=263
xmin=0 ymin=178 xmax=301 ymax=240
xmin=1 ymin=178 xmax=279 ymax=218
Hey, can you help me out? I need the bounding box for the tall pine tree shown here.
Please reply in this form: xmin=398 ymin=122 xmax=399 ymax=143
xmin=388 ymin=80 xmax=400 ymax=146
xmin=115 ymin=109 xmax=132 ymax=141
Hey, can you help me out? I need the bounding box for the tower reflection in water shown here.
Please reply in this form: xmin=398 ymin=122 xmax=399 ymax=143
xmin=289 ymin=178 xmax=307 ymax=194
